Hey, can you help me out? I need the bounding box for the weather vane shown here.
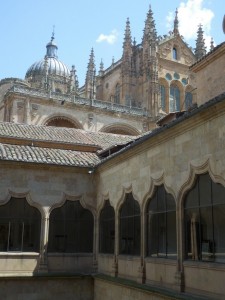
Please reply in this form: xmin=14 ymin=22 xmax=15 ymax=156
xmin=51 ymin=25 xmax=55 ymax=41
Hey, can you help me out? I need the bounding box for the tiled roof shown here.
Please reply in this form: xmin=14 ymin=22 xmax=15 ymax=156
xmin=0 ymin=122 xmax=137 ymax=167
xmin=0 ymin=143 xmax=100 ymax=167
xmin=0 ymin=122 xmax=136 ymax=151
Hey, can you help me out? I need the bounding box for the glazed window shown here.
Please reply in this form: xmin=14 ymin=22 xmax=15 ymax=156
xmin=185 ymin=92 xmax=193 ymax=110
xmin=173 ymin=47 xmax=178 ymax=60
xmin=119 ymin=193 xmax=140 ymax=255
xmin=184 ymin=173 xmax=225 ymax=263
xmin=114 ymin=83 xmax=120 ymax=104
xmin=0 ymin=197 xmax=41 ymax=252
xmin=99 ymin=200 xmax=115 ymax=254
xmin=169 ymin=84 xmax=180 ymax=112
xmin=146 ymin=185 xmax=177 ymax=258
xmin=160 ymin=85 xmax=166 ymax=111
xmin=48 ymin=200 xmax=93 ymax=253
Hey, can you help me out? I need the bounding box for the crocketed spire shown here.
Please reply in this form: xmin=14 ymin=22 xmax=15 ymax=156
xmin=195 ymin=24 xmax=207 ymax=60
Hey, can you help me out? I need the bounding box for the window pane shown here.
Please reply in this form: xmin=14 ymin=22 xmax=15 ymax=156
xmin=199 ymin=173 xmax=211 ymax=207
xmin=48 ymin=200 xmax=93 ymax=253
xmin=147 ymin=186 xmax=176 ymax=258
xmin=212 ymin=181 xmax=225 ymax=205
xmin=119 ymin=194 xmax=140 ymax=255
xmin=200 ymin=207 xmax=214 ymax=261
xmin=167 ymin=211 xmax=177 ymax=258
xmin=0 ymin=198 xmax=41 ymax=252
xmin=0 ymin=223 xmax=9 ymax=251
xmin=213 ymin=205 xmax=225 ymax=263
xmin=99 ymin=201 xmax=115 ymax=254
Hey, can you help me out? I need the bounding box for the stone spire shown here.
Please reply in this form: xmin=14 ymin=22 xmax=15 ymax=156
xmin=68 ymin=65 xmax=79 ymax=93
xmin=123 ymin=18 xmax=132 ymax=51
xmin=173 ymin=8 xmax=179 ymax=35
xmin=122 ymin=18 xmax=132 ymax=73
xmin=195 ymin=24 xmax=207 ymax=60
xmin=98 ymin=59 xmax=104 ymax=76
xmin=85 ymin=48 xmax=96 ymax=99
xmin=121 ymin=18 xmax=133 ymax=106
xmin=142 ymin=5 xmax=157 ymax=45
xmin=210 ymin=37 xmax=214 ymax=51
xmin=142 ymin=5 xmax=159 ymax=117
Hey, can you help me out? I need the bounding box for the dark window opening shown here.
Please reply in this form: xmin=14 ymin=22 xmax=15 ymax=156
xmin=0 ymin=197 xmax=41 ymax=252
xmin=173 ymin=47 xmax=178 ymax=60
xmin=119 ymin=193 xmax=140 ymax=255
xmin=99 ymin=200 xmax=115 ymax=254
xmin=184 ymin=173 xmax=225 ymax=263
xmin=48 ymin=200 xmax=93 ymax=253
xmin=114 ymin=84 xmax=120 ymax=104
xmin=146 ymin=185 xmax=177 ymax=258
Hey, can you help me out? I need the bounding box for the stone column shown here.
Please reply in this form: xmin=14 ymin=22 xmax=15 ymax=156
xmin=93 ymin=215 xmax=98 ymax=273
xmin=111 ymin=213 xmax=119 ymax=277
xmin=38 ymin=214 xmax=49 ymax=272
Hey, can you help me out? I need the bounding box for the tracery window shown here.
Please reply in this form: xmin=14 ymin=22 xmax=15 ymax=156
xmin=146 ymin=186 xmax=177 ymax=258
xmin=114 ymin=83 xmax=120 ymax=104
xmin=48 ymin=200 xmax=93 ymax=253
xmin=173 ymin=47 xmax=178 ymax=60
xmin=184 ymin=173 xmax=225 ymax=263
xmin=185 ymin=92 xmax=193 ymax=110
xmin=119 ymin=193 xmax=140 ymax=255
xmin=169 ymin=84 xmax=180 ymax=112
xmin=99 ymin=200 xmax=115 ymax=254
xmin=160 ymin=85 xmax=166 ymax=111
xmin=0 ymin=197 xmax=41 ymax=252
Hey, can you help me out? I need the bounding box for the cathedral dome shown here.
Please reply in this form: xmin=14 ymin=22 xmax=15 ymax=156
xmin=25 ymin=33 xmax=70 ymax=83
xmin=26 ymin=57 xmax=70 ymax=78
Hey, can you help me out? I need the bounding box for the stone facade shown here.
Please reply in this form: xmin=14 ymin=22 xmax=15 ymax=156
xmin=0 ymin=5 xmax=225 ymax=300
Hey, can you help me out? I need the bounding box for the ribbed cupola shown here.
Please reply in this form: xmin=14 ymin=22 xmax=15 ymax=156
xmin=195 ymin=24 xmax=207 ymax=60
xmin=85 ymin=48 xmax=96 ymax=99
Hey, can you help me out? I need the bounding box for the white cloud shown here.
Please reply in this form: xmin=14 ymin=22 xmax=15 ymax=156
xmin=166 ymin=0 xmax=214 ymax=50
xmin=96 ymin=29 xmax=119 ymax=45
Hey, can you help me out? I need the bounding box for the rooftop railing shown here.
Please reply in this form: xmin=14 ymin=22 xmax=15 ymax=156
xmin=9 ymin=86 xmax=148 ymax=116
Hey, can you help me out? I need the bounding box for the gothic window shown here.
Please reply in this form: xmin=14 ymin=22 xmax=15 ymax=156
xmin=114 ymin=84 xmax=120 ymax=104
xmin=160 ymin=85 xmax=166 ymax=111
xmin=169 ymin=84 xmax=180 ymax=112
xmin=185 ymin=92 xmax=193 ymax=110
xmin=146 ymin=186 xmax=177 ymax=258
xmin=173 ymin=47 xmax=178 ymax=60
xmin=48 ymin=200 xmax=93 ymax=253
xmin=0 ymin=197 xmax=41 ymax=252
xmin=119 ymin=193 xmax=140 ymax=255
xmin=184 ymin=173 xmax=225 ymax=263
xmin=99 ymin=200 xmax=115 ymax=254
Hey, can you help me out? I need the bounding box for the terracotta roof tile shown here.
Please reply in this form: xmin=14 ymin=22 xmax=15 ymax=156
xmin=0 ymin=122 xmax=136 ymax=150
xmin=0 ymin=143 xmax=100 ymax=167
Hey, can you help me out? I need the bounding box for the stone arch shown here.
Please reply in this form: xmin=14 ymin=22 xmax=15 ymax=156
xmin=142 ymin=173 xmax=176 ymax=214
xmin=43 ymin=114 xmax=83 ymax=129
xmin=100 ymin=123 xmax=140 ymax=136
xmin=1 ymin=190 xmax=45 ymax=219
xmin=48 ymin=193 xmax=96 ymax=218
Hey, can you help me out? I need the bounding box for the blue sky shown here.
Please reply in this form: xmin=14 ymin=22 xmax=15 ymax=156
xmin=0 ymin=0 xmax=224 ymax=86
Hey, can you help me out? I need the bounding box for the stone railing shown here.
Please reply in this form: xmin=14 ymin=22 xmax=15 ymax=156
xmin=9 ymin=86 xmax=147 ymax=116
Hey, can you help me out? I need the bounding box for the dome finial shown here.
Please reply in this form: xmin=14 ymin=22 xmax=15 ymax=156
xmin=51 ymin=25 xmax=55 ymax=42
